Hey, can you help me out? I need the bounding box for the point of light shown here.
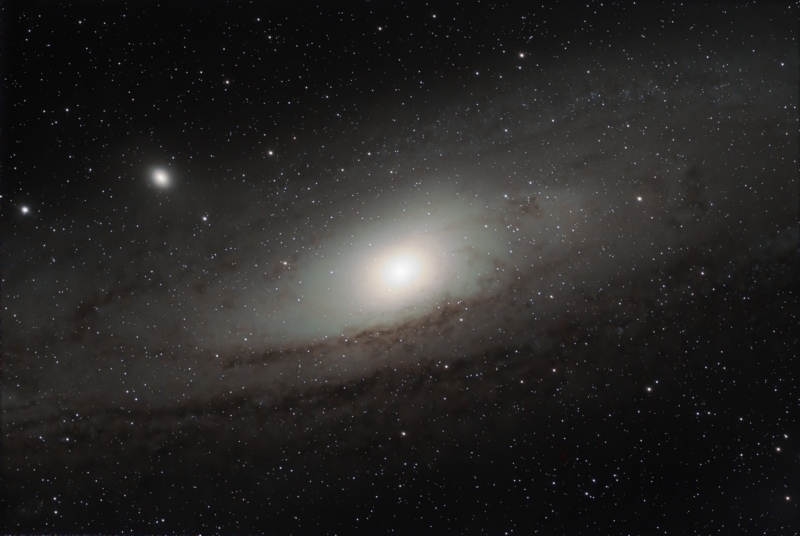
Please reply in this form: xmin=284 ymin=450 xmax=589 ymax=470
xmin=21 ymin=206 xmax=29 ymax=214
xmin=153 ymin=170 xmax=169 ymax=187
xmin=380 ymin=254 xmax=422 ymax=289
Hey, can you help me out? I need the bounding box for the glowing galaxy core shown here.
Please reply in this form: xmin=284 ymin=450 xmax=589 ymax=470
xmin=381 ymin=254 xmax=422 ymax=289
xmin=153 ymin=170 xmax=169 ymax=186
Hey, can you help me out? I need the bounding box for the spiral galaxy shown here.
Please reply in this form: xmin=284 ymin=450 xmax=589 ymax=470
xmin=4 ymin=2 xmax=798 ymax=533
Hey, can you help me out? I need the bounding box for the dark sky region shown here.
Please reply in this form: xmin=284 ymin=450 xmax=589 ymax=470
xmin=2 ymin=1 xmax=798 ymax=534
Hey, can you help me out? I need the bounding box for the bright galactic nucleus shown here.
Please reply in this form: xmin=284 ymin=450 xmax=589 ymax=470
xmin=380 ymin=254 xmax=422 ymax=289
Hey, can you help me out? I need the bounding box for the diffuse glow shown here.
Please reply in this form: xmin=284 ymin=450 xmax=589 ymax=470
xmin=381 ymin=254 xmax=422 ymax=289
xmin=153 ymin=169 xmax=170 ymax=187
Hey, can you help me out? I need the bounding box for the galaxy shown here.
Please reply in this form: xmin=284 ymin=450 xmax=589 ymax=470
xmin=3 ymin=2 xmax=798 ymax=533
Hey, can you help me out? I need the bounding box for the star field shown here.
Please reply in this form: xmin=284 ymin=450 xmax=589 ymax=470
xmin=3 ymin=2 xmax=799 ymax=534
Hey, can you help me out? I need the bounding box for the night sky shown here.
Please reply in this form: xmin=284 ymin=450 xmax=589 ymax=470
xmin=3 ymin=1 xmax=799 ymax=534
